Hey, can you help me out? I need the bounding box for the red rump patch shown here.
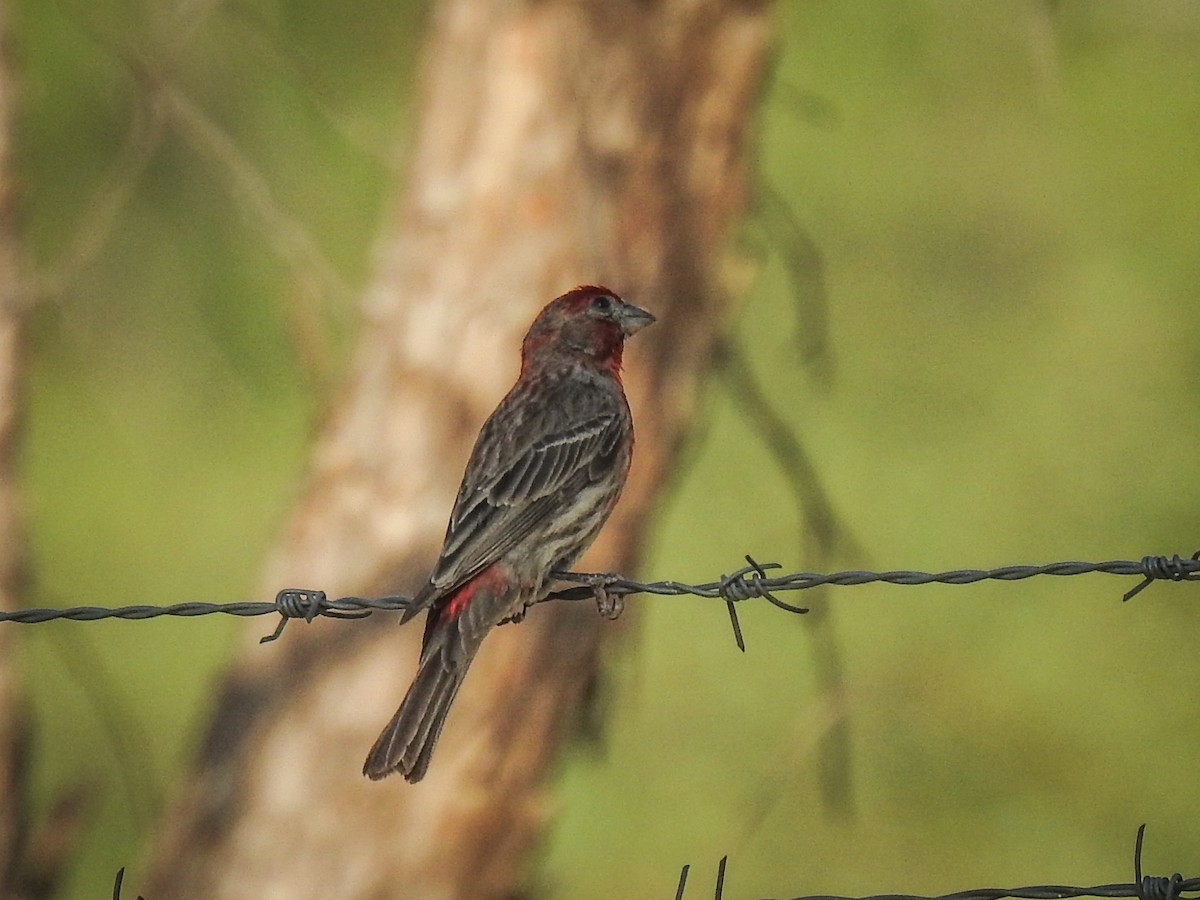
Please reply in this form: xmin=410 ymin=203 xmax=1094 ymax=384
xmin=443 ymin=586 xmax=472 ymax=620
xmin=440 ymin=564 xmax=509 ymax=621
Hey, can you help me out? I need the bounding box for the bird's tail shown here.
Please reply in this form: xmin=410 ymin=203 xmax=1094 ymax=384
xmin=362 ymin=633 xmax=475 ymax=783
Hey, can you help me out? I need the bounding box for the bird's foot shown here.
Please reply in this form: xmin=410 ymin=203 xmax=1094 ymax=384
xmin=587 ymin=573 xmax=624 ymax=620
xmin=499 ymin=601 xmax=533 ymax=626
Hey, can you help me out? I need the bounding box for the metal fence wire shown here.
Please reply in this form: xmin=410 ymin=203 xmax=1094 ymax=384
xmin=110 ymin=826 xmax=1196 ymax=900
xmin=1 ymin=552 xmax=1196 ymax=649
xmin=673 ymin=827 xmax=1197 ymax=900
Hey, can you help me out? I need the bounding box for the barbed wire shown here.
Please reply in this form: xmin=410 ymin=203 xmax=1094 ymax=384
xmin=674 ymin=826 xmax=1196 ymax=900
xmin=3 ymin=552 xmax=1196 ymax=648
xmin=109 ymin=825 xmax=1194 ymax=900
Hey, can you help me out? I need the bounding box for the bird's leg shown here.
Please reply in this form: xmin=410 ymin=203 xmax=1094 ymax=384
xmin=586 ymin=573 xmax=624 ymax=620
xmin=498 ymin=602 xmax=532 ymax=626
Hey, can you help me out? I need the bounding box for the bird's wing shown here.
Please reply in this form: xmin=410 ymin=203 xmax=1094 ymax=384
xmin=426 ymin=376 xmax=627 ymax=596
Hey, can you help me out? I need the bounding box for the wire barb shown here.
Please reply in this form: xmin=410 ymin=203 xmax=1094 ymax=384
xmin=1135 ymin=824 xmax=1186 ymax=900
xmin=112 ymin=867 xmax=144 ymax=900
xmin=673 ymin=856 xmax=729 ymax=900
xmin=264 ymin=589 xmax=340 ymax=643
xmin=723 ymin=598 xmax=745 ymax=652
xmin=675 ymin=863 xmax=690 ymax=900
xmin=1123 ymin=552 xmax=1200 ymax=602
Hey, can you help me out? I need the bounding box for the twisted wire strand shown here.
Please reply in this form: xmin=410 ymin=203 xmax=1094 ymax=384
xmin=547 ymin=553 xmax=1200 ymax=602
xmin=782 ymin=884 xmax=1199 ymax=900
xmin=3 ymin=553 xmax=1196 ymax=644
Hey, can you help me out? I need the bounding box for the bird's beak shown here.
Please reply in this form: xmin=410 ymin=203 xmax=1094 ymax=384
xmin=617 ymin=302 xmax=656 ymax=336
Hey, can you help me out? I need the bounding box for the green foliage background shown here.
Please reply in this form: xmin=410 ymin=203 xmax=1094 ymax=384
xmin=12 ymin=1 xmax=1200 ymax=897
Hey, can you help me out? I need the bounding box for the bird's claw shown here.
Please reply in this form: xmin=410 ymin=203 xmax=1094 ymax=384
xmin=499 ymin=602 xmax=533 ymax=626
xmin=588 ymin=574 xmax=624 ymax=620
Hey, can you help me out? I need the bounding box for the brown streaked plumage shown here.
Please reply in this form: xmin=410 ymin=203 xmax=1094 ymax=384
xmin=363 ymin=286 xmax=654 ymax=782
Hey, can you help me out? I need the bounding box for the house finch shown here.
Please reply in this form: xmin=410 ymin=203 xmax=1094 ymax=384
xmin=363 ymin=286 xmax=655 ymax=782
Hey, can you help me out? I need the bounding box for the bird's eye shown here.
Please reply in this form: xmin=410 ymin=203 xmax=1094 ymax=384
xmin=591 ymin=294 xmax=613 ymax=313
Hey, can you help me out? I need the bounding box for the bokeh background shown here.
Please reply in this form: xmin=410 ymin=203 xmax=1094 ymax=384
xmin=13 ymin=1 xmax=1200 ymax=897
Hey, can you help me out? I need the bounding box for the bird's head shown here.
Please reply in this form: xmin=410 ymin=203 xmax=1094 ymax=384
xmin=520 ymin=286 xmax=655 ymax=376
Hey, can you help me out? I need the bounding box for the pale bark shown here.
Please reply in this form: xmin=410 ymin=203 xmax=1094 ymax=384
xmin=147 ymin=1 xmax=773 ymax=896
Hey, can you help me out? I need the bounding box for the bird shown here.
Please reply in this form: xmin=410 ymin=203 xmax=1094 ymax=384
xmin=363 ymin=285 xmax=655 ymax=782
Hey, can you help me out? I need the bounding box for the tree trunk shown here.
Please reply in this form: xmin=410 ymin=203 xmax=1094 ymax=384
xmin=0 ymin=0 xmax=28 ymax=892
xmin=146 ymin=1 xmax=772 ymax=896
